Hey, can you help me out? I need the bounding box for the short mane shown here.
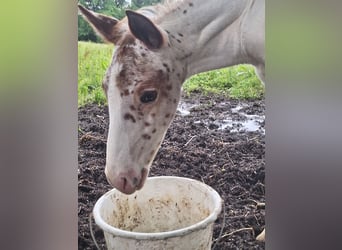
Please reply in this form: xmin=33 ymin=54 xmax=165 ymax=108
xmin=138 ymin=0 xmax=189 ymax=22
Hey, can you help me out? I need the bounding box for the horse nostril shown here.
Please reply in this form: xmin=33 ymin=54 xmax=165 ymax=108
xmin=122 ymin=176 xmax=138 ymax=187
xmin=132 ymin=177 xmax=139 ymax=186
xmin=122 ymin=177 xmax=127 ymax=189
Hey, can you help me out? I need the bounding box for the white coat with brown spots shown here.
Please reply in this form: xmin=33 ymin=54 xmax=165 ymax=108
xmin=79 ymin=1 xmax=265 ymax=240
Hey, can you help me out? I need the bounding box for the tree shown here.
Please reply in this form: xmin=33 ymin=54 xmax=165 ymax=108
xmin=78 ymin=0 xmax=163 ymax=42
xmin=130 ymin=0 xmax=162 ymax=9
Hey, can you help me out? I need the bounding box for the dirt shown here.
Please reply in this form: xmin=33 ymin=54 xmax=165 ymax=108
xmin=78 ymin=92 xmax=265 ymax=249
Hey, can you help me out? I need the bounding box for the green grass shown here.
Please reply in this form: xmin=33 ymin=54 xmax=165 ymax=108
xmin=78 ymin=41 xmax=264 ymax=106
xmin=183 ymin=65 xmax=264 ymax=99
xmin=78 ymin=41 xmax=113 ymax=106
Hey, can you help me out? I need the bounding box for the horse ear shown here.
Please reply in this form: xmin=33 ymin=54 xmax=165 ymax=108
xmin=126 ymin=10 xmax=164 ymax=49
xmin=78 ymin=4 xmax=120 ymax=44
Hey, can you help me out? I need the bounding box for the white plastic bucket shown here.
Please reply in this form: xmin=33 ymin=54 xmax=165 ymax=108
xmin=93 ymin=176 xmax=222 ymax=250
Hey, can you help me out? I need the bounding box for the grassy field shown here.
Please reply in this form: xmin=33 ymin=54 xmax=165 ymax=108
xmin=78 ymin=41 xmax=114 ymax=106
xmin=78 ymin=41 xmax=264 ymax=106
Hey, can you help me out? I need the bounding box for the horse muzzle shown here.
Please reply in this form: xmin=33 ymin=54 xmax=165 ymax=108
xmin=105 ymin=166 xmax=148 ymax=194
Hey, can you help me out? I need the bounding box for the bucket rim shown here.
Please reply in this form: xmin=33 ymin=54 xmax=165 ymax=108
xmin=93 ymin=176 xmax=223 ymax=240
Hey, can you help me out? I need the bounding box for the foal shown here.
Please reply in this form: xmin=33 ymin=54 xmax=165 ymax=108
xmin=79 ymin=0 xmax=265 ymax=241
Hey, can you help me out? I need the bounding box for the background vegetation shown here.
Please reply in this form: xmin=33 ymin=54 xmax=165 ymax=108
xmin=78 ymin=1 xmax=264 ymax=106
xmin=78 ymin=42 xmax=113 ymax=106
xmin=78 ymin=42 xmax=263 ymax=106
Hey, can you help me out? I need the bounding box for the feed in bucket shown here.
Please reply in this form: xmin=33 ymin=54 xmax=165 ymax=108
xmin=93 ymin=176 xmax=222 ymax=250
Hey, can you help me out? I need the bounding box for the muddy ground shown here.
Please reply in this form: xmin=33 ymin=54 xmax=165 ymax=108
xmin=78 ymin=92 xmax=265 ymax=249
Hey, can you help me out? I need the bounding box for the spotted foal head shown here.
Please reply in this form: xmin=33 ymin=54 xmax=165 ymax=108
xmin=79 ymin=5 xmax=185 ymax=194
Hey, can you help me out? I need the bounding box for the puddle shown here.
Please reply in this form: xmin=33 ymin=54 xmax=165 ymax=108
xmin=231 ymin=104 xmax=247 ymax=113
xmin=177 ymin=102 xmax=199 ymax=116
xmin=177 ymin=100 xmax=264 ymax=133
xmin=218 ymin=114 xmax=265 ymax=133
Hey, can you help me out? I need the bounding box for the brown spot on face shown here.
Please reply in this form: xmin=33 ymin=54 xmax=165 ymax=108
xmin=124 ymin=113 xmax=136 ymax=123
xmin=152 ymin=128 xmax=157 ymax=133
xmin=117 ymin=68 xmax=127 ymax=87
xmin=173 ymin=99 xmax=177 ymax=104
xmin=183 ymin=10 xmax=187 ymax=14
xmin=151 ymin=113 xmax=156 ymax=117
xmin=141 ymin=52 xmax=146 ymax=57
xmin=166 ymin=85 xmax=172 ymax=91
xmin=119 ymin=68 xmax=126 ymax=77
xmin=150 ymin=150 xmax=155 ymax=156
xmin=134 ymin=79 xmax=143 ymax=86
xmin=144 ymin=122 xmax=151 ymax=127
xmin=142 ymin=134 xmax=151 ymax=140
xmin=178 ymin=33 xmax=183 ymax=37
xmin=162 ymin=63 xmax=170 ymax=72
xmin=130 ymin=105 xmax=136 ymax=111
xmin=176 ymin=39 xmax=182 ymax=43
xmin=165 ymin=114 xmax=171 ymax=118
xmin=123 ymin=89 xmax=130 ymax=96
xmin=189 ymin=3 xmax=193 ymax=7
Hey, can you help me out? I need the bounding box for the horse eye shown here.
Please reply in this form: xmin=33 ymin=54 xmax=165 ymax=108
xmin=140 ymin=90 xmax=158 ymax=103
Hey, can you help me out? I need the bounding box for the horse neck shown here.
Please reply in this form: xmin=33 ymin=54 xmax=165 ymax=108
xmin=157 ymin=0 xmax=251 ymax=79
